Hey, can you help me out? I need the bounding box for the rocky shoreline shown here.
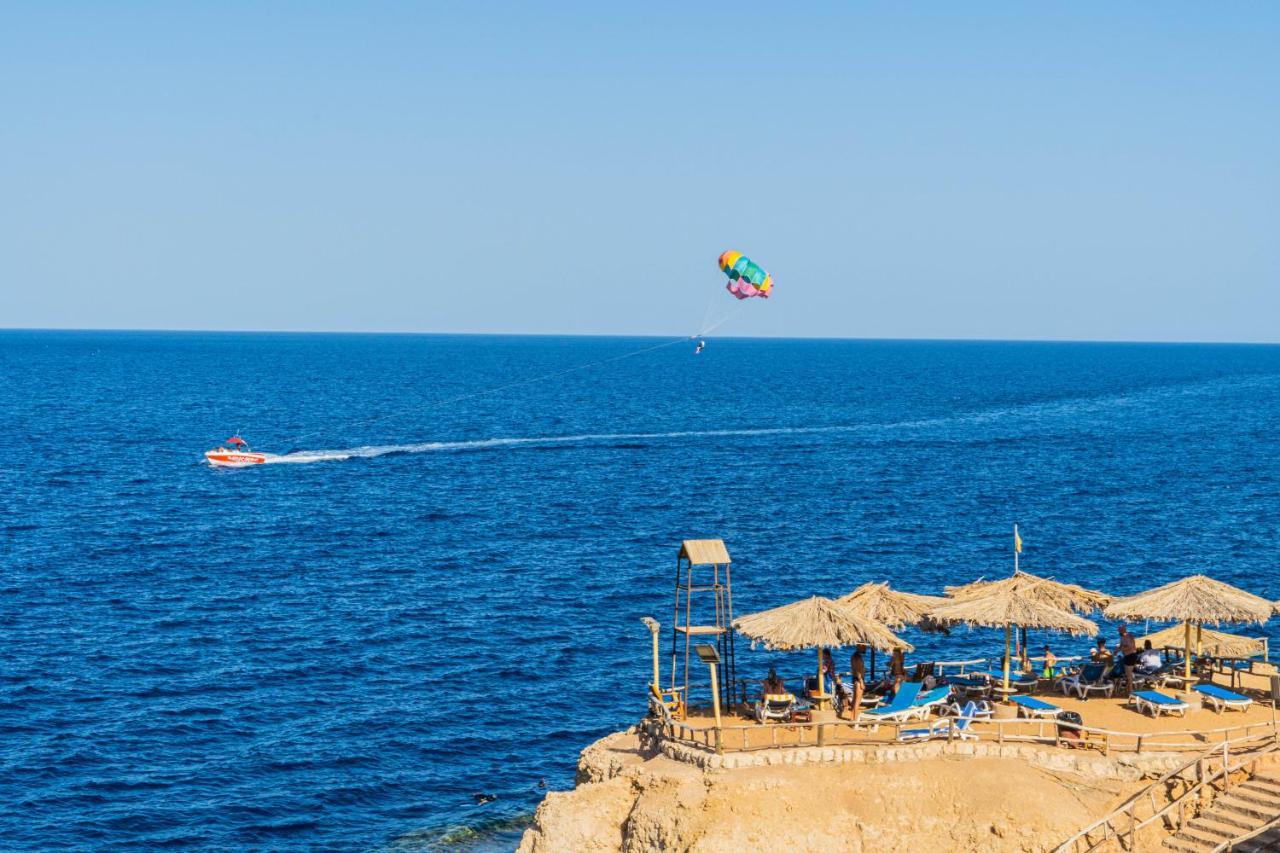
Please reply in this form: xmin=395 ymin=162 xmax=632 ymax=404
xmin=515 ymin=725 xmax=1205 ymax=852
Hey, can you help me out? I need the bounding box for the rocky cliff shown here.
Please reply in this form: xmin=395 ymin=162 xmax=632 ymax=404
xmin=517 ymin=728 xmax=1156 ymax=852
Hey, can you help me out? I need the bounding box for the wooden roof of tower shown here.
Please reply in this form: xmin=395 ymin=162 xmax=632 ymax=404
xmin=680 ymin=539 xmax=731 ymax=565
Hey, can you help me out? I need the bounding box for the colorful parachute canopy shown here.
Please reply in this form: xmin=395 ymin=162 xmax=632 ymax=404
xmin=718 ymin=251 xmax=773 ymax=300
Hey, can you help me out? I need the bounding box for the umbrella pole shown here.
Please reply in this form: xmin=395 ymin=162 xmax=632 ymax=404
xmin=1184 ymin=621 xmax=1193 ymax=694
xmin=817 ymin=646 xmax=825 ymax=709
xmin=870 ymin=647 xmax=877 ymax=681
xmin=1003 ymin=624 xmax=1012 ymax=698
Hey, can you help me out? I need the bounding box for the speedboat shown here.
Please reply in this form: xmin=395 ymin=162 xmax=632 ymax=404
xmin=205 ymin=436 xmax=272 ymax=467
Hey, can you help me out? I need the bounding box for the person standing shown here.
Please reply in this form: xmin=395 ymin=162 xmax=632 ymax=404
xmin=889 ymin=647 xmax=906 ymax=695
xmin=1118 ymin=624 xmax=1138 ymax=695
xmin=849 ymin=645 xmax=866 ymax=718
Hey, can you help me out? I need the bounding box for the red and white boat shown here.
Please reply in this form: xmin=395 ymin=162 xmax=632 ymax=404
xmin=205 ymin=436 xmax=272 ymax=467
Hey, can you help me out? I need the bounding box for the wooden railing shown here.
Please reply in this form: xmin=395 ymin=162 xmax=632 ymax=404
xmin=1054 ymin=738 xmax=1280 ymax=852
xmin=648 ymin=704 xmax=1279 ymax=757
xmin=1208 ymin=810 xmax=1280 ymax=852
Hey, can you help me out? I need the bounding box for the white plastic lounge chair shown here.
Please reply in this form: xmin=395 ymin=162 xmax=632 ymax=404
xmin=948 ymin=702 xmax=984 ymax=741
xmin=1195 ymin=684 xmax=1252 ymax=713
xmin=1060 ymin=664 xmax=1115 ymax=699
xmin=1011 ymin=695 xmax=1063 ymax=719
xmin=859 ymin=682 xmax=924 ymax=730
xmin=902 ymin=700 xmax=986 ymax=742
xmin=943 ymin=698 xmax=994 ymax=719
xmin=754 ymin=693 xmax=796 ymax=723
xmin=1129 ymin=689 xmax=1189 ymax=717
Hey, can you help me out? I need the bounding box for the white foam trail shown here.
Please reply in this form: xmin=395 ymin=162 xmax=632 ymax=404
xmin=264 ymin=426 xmax=873 ymax=464
xmin=262 ymin=373 xmax=1278 ymax=466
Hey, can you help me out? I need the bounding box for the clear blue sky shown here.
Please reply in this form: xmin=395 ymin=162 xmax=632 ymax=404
xmin=3 ymin=3 xmax=1277 ymax=341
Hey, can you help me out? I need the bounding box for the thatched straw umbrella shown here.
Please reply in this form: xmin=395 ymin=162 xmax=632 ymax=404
xmin=1138 ymin=624 xmax=1266 ymax=660
xmin=1105 ymin=575 xmax=1273 ymax=691
xmin=946 ymin=570 xmax=1110 ymax=613
xmin=734 ymin=596 xmax=911 ymax=709
xmin=836 ymin=582 xmax=948 ymax=678
xmin=930 ymin=584 xmax=1098 ymax=698
xmin=946 ymin=570 xmax=1109 ymax=656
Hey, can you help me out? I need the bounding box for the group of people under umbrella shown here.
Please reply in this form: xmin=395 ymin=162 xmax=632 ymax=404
xmin=731 ymin=571 xmax=1278 ymax=716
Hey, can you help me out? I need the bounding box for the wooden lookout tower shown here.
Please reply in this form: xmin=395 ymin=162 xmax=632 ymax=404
xmin=669 ymin=539 xmax=736 ymax=711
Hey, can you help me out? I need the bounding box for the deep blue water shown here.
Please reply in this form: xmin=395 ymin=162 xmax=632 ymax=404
xmin=3 ymin=331 xmax=1280 ymax=850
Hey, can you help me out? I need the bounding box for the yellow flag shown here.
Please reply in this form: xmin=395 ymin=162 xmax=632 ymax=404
xmin=1014 ymin=526 xmax=1022 ymax=554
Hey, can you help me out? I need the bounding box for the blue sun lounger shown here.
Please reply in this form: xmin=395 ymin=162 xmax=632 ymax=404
xmin=1130 ymin=690 xmax=1189 ymax=717
xmin=859 ymin=682 xmax=924 ymax=730
xmin=1195 ymin=684 xmax=1253 ymax=713
xmin=909 ymin=686 xmax=954 ymax=719
xmin=1011 ymin=695 xmax=1063 ymax=719
xmin=897 ymin=699 xmax=984 ymax=743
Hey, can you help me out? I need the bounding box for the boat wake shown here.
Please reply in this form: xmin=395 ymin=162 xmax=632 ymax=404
xmin=263 ymin=425 xmax=864 ymax=464
xmin=260 ymin=372 xmax=1278 ymax=466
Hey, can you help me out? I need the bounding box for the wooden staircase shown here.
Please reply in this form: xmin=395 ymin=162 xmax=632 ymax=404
xmin=1165 ymin=769 xmax=1280 ymax=852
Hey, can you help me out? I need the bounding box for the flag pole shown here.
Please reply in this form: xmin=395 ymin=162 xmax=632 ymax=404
xmin=1013 ymin=524 xmax=1021 ymax=657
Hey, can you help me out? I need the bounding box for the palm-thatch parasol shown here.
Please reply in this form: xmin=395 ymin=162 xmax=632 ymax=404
xmin=1105 ymin=575 xmax=1273 ymax=691
xmin=733 ymin=596 xmax=911 ymax=709
xmin=1138 ymin=624 xmax=1266 ymax=660
xmin=837 ymin=582 xmax=948 ymax=678
xmin=946 ymin=570 xmax=1110 ymax=655
xmin=930 ymin=582 xmax=1098 ymax=699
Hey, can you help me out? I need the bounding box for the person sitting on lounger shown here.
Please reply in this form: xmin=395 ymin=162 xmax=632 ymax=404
xmin=1019 ymin=646 xmax=1035 ymax=675
xmin=1138 ymin=640 xmax=1161 ymax=672
xmin=762 ymin=667 xmax=786 ymax=698
xmin=1090 ymin=637 xmax=1113 ymax=665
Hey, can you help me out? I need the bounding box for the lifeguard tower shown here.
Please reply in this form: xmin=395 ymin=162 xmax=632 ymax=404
xmin=669 ymin=539 xmax=737 ymax=712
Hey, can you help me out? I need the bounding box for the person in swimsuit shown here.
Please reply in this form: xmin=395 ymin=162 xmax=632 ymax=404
xmin=1042 ymin=645 xmax=1058 ymax=679
xmin=849 ymin=645 xmax=866 ymax=718
xmin=1118 ymin=624 xmax=1138 ymax=695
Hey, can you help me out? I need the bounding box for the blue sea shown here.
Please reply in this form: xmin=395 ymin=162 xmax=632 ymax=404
xmin=3 ymin=331 xmax=1280 ymax=850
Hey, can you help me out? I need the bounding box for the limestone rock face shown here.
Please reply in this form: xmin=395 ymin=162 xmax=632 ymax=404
xmin=518 ymin=730 xmax=1144 ymax=853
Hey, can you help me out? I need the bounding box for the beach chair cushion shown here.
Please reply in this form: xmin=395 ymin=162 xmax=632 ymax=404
xmin=1195 ymin=684 xmax=1252 ymax=712
xmin=897 ymin=719 xmax=951 ymax=742
xmin=1130 ymin=690 xmax=1189 ymax=717
xmin=912 ymin=686 xmax=953 ymax=708
xmin=860 ymin=682 xmax=925 ymax=726
xmin=1011 ymin=695 xmax=1062 ymax=717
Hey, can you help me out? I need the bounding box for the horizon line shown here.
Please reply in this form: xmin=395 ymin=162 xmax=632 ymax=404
xmin=2 ymin=325 xmax=1280 ymax=348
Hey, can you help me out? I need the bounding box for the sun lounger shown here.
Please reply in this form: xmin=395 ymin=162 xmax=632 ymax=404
xmin=948 ymin=702 xmax=984 ymax=741
xmin=983 ymin=671 xmax=1038 ymax=692
xmin=1129 ymin=690 xmax=1189 ymax=718
xmin=944 ymin=699 xmax=994 ymax=720
xmin=859 ymin=682 xmax=924 ymax=730
xmin=754 ymin=692 xmax=797 ymax=723
xmin=1059 ymin=664 xmax=1115 ymax=699
xmin=1195 ymin=684 xmax=1253 ymax=713
xmin=907 ymin=686 xmax=954 ymax=720
xmin=896 ymin=718 xmax=953 ymax=742
xmin=1011 ymin=695 xmax=1063 ymax=719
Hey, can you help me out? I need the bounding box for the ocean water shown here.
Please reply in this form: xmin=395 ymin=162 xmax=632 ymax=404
xmin=3 ymin=331 xmax=1280 ymax=849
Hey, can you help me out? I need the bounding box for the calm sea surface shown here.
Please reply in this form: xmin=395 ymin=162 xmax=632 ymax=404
xmin=3 ymin=331 xmax=1280 ymax=849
